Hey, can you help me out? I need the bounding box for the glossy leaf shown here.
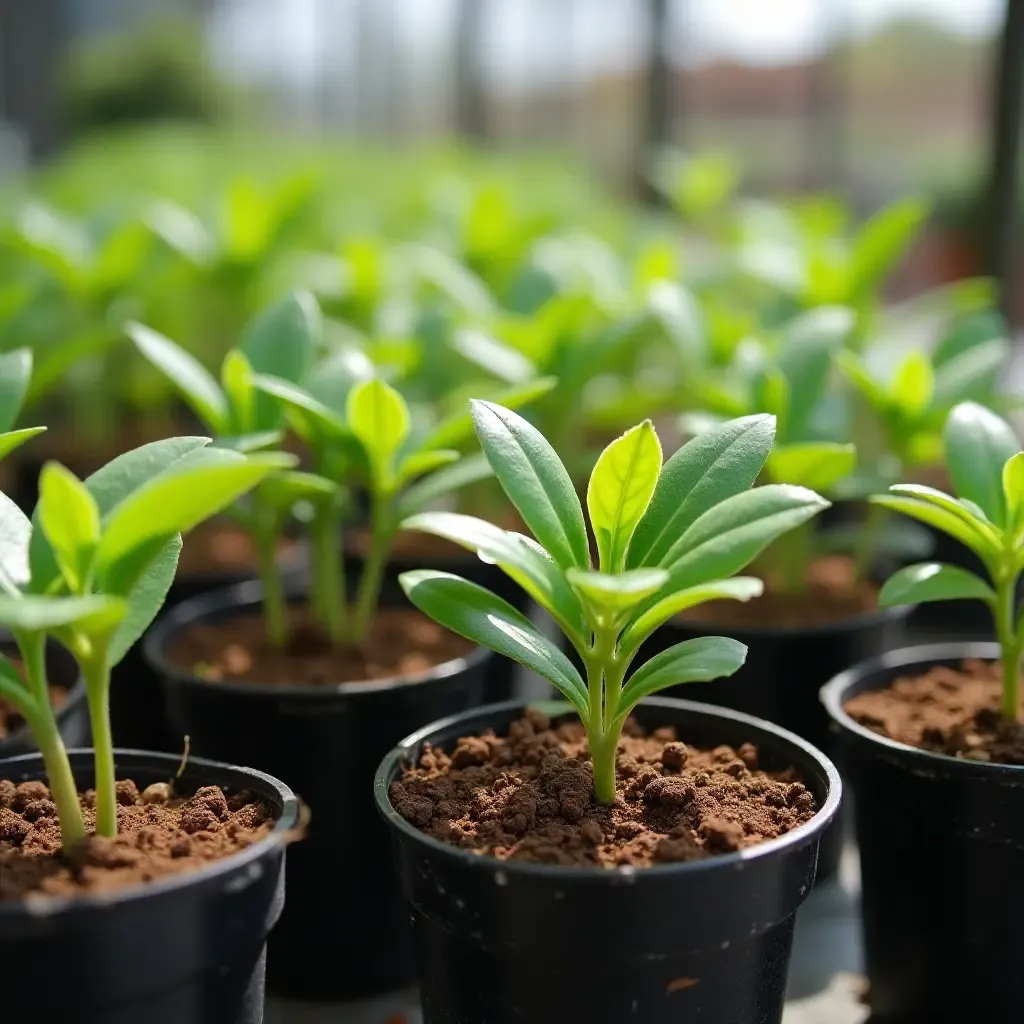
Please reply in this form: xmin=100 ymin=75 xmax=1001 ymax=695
xmin=619 ymin=577 xmax=763 ymax=657
xmin=0 ymin=593 xmax=125 ymax=633
xmin=588 ymin=421 xmax=662 ymax=572
xmin=615 ymin=637 xmax=747 ymax=720
xmin=878 ymin=562 xmax=996 ymax=608
xmin=0 ymin=427 xmax=45 ymax=462
xmin=127 ymin=322 xmax=228 ymax=433
xmin=1003 ymin=452 xmax=1024 ymax=533
xmin=0 ymin=492 xmax=31 ymax=593
xmin=38 ymin=463 xmax=100 ymax=594
xmin=347 ymin=378 xmax=410 ymax=487
xmin=108 ymin=535 xmax=180 ymax=666
xmin=0 ymin=348 xmax=32 ymax=432
xmin=251 ymin=373 xmax=351 ymax=439
xmin=767 ymin=442 xmax=856 ymax=492
xmin=628 ymin=414 xmax=776 ymax=568
xmin=400 ymin=570 xmax=589 ymax=717
xmin=943 ymin=402 xmax=1020 ymax=528
xmin=565 ymin=566 xmax=668 ymax=617
xmin=471 ymin=400 xmax=590 ymax=570
xmin=661 ymin=484 xmax=829 ymax=588
xmin=870 ymin=494 xmax=998 ymax=560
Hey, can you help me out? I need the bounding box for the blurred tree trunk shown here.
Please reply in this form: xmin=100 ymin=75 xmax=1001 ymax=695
xmin=640 ymin=0 xmax=671 ymax=200
xmin=0 ymin=0 xmax=67 ymax=159
xmin=455 ymin=0 xmax=488 ymax=139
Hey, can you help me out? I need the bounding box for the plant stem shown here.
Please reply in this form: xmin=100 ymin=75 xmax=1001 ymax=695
xmin=254 ymin=514 xmax=288 ymax=648
xmin=584 ymin=626 xmax=623 ymax=805
xmin=310 ymin=503 xmax=346 ymax=645
xmin=19 ymin=631 xmax=85 ymax=848
xmin=994 ymin=570 xmax=1022 ymax=720
xmin=351 ymin=493 xmax=393 ymax=644
xmin=775 ymin=519 xmax=812 ymax=595
xmin=81 ymin=650 xmax=117 ymax=838
xmin=854 ymin=503 xmax=887 ymax=583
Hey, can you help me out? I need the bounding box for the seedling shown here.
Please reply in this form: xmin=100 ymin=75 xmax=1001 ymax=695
xmin=128 ymin=291 xmax=322 ymax=645
xmin=0 ymin=437 xmax=287 ymax=849
xmin=399 ymin=404 xmax=829 ymax=803
xmin=872 ymin=402 xmax=1024 ymax=722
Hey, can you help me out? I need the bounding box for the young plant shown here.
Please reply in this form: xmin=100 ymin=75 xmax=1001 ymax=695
xmin=251 ymin=372 xmax=500 ymax=646
xmin=128 ymin=291 xmax=321 ymax=645
xmin=872 ymin=402 xmax=1024 ymax=722
xmin=0 ymin=437 xmax=288 ymax=848
xmin=399 ymin=404 xmax=829 ymax=803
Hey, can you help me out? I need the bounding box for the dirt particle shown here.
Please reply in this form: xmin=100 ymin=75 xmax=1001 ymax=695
xmin=22 ymin=799 xmax=56 ymax=822
xmin=13 ymin=781 xmax=48 ymax=811
xmin=141 ymin=782 xmax=171 ymax=805
xmin=660 ymin=742 xmax=687 ymax=768
xmin=115 ymin=780 xmax=139 ymax=806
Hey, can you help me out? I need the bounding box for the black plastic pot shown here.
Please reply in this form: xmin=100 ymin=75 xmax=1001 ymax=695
xmin=376 ymin=696 xmax=842 ymax=1024
xmin=0 ymin=748 xmax=298 ymax=1024
xmin=0 ymin=635 xmax=90 ymax=758
xmin=144 ymin=580 xmax=490 ymax=1002
xmin=346 ymin=543 xmax=530 ymax=704
xmin=822 ymin=642 xmax=1024 ymax=1023
xmin=636 ymin=602 xmax=909 ymax=881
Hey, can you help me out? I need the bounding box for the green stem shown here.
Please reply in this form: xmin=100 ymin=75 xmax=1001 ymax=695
xmin=994 ymin=572 xmax=1022 ymax=720
xmin=19 ymin=632 xmax=85 ymax=848
xmin=775 ymin=519 xmax=813 ymax=595
xmin=254 ymin=515 xmax=288 ymax=648
xmin=351 ymin=494 xmax=393 ymax=644
xmin=310 ymin=504 xmax=346 ymax=645
xmin=854 ymin=503 xmax=887 ymax=583
xmin=583 ymin=626 xmax=623 ymax=805
xmin=82 ymin=650 xmax=117 ymax=838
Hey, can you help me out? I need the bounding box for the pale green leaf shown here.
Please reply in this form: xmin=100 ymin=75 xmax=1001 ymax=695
xmin=878 ymin=562 xmax=995 ymax=607
xmin=38 ymin=463 xmax=100 ymax=594
xmin=347 ymin=378 xmax=411 ymax=486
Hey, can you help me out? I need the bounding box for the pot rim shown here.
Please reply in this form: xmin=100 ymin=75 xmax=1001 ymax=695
xmin=820 ymin=640 xmax=1024 ymax=778
xmin=0 ymin=747 xmax=299 ymax=918
xmin=374 ymin=695 xmax=842 ymax=881
xmin=144 ymin=578 xmax=491 ymax=698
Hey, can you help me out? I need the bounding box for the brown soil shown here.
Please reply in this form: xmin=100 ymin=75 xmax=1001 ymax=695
xmin=390 ymin=709 xmax=818 ymax=868
xmin=0 ymin=777 xmax=273 ymax=901
xmin=844 ymin=658 xmax=1024 ymax=765
xmin=0 ymin=687 xmax=68 ymax=744
xmin=173 ymin=606 xmax=475 ymax=687
xmin=682 ymin=555 xmax=878 ymax=630
xmin=176 ymin=520 xmax=294 ymax=577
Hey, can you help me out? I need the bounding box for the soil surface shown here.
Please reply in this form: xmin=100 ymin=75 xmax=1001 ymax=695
xmin=173 ymin=606 xmax=475 ymax=687
xmin=0 ymin=687 xmax=68 ymax=744
xmin=177 ymin=520 xmax=294 ymax=577
xmin=0 ymin=778 xmax=273 ymax=900
xmin=844 ymin=658 xmax=1024 ymax=765
xmin=390 ymin=709 xmax=818 ymax=868
xmin=683 ymin=556 xmax=878 ymax=630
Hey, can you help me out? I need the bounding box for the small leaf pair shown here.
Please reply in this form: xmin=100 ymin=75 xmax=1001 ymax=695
xmin=400 ymin=403 xmax=829 ymax=804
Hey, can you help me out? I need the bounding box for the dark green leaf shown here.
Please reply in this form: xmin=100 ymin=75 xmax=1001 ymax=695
xmin=878 ymin=562 xmax=995 ymax=607
xmin=108 ymin=536 xmax=181 ymax=666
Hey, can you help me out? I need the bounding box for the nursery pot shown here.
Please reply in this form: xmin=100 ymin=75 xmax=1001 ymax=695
xmin=0 ymin=748 xmax=298 ymax=1024
xmin=0 ymin=635 xmax=89 ymax=758
xmin=636 ymin=602 xmax=910 ymax=881
xmin=345 ymin=543 xmax=530 ymax=704
xmin=144 ymin=579 xmax=490 ymax=1002
xmin=375 ymin=697 xmax=842 ymax=1024
xmin=821 ymin=642 xmax=1024 ymax=1022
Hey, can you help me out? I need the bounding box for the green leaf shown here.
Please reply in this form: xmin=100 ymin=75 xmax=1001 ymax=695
xmin=891 ymin=349 xmax=933 ymax=417
xmin=0 ymin=427 xmax=45 ymax=462
xmin=251 ymin=373 xmax=352 ymax=440
xmin=28 ymin=436 xmax=213 ymax=595
xmin=213 ymin=430 xmax=283 ymax=453
xmin=0 ymin=594 xmax=125 ymax=632
xmin=95 ymin=450 xmax=291 ymax=587
xmin=932 ymin=338 xmax=1008 ymax=410
xmin=766 ymin=442 xmax=856 ymax=492
xmin=450 ymin=327 xmax=536 ymax=384
xmin=127 ymin=322 xmax=229 ymax=434
xmin=221 ymin=349 xmax=255 ymax=435
xmin=0 ymin=492 xmax=31 ymax=593
xmin=400 ymin=569 xmax=589 ymax=717
xmin=648 ymin=281 xmax=706 ymax=366
xmin=401 ymin=511 xmax=585 ymax=639
xmin=108 ymin=535 xmax=181 ymax=666
xmin=619 ymin=577 xmax=763 ymax=657
xmin=240 ymin=291 xmax=319 ymax=429
xmin=0 ymin=650 xmax=33 ymax=715
xmin=837 ymin=350 xmax=888 ymax=412
xmin=870 ymin=493 xmax=998 ymax=561
xmin=944 ymin=401 xmax=1020 ymax=528
xmin=565 ymin=566 xmax=668 ymax=618
xmin=615 ymin=637 xmax=747 ymax=720
xmin=257 ymin=470 xmax=340 ymax=513
xmin=587 ymin=421 xmax=663 ymax=573
xmin=662 ymin=484 xmax=829 ymax=587
xmin=417 ymin=376 xmax=557 ymax=452
xmin=397 ymin=453 xmax=494 ymax=518
xmin=397 ymin=450 xmax=460 ymax=486
xmin=347 ymin=378 xmax=411 ymax=487
xmin=1003 ymin=452 xmax=1024 ymax=534
xmin=878 ymin=562 xmax=996 ymax=608
xmin=471 ymin=400 xmax=590 ymax=570
xmin=38 ymin=463 xmax=100 ymax=594
xmin=0 ymin=348 xmax=32 ymax=432
xmin=849 ymin=197 xmax=928 ymax=300
xmin=629 ymin=414 xmax=776 ymax=569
